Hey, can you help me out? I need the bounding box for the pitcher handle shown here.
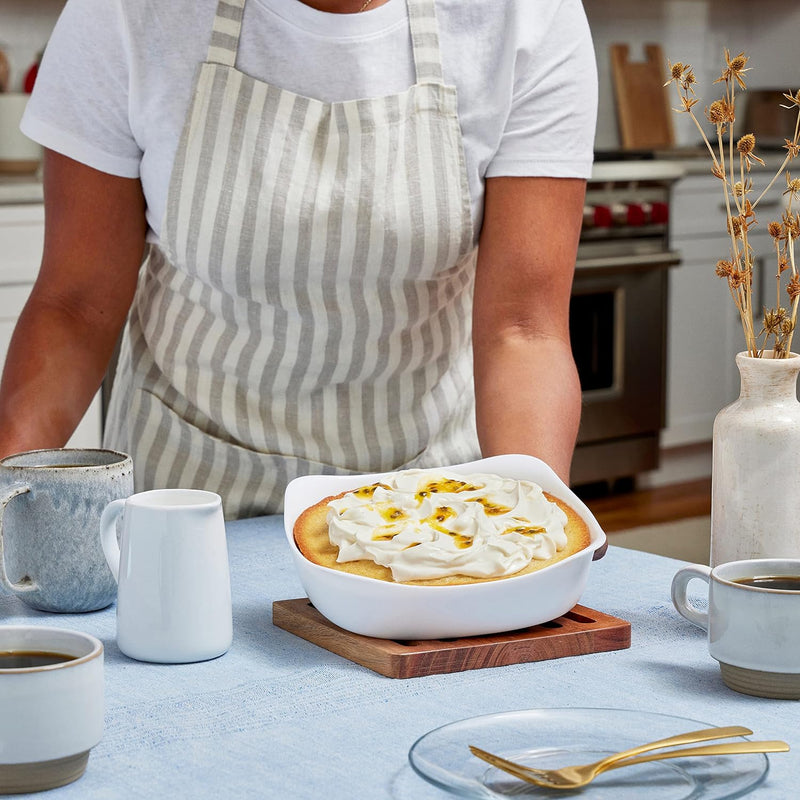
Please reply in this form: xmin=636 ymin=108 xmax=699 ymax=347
xmin=0 ymin=482 xmax=38 ymax=595
xmin=671 ymin=563 xmax=712 ymax=631
xmin=100 ymin=498 xmax=126 ymax=583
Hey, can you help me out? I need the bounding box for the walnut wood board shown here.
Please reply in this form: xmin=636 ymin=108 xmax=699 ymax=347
xmin=610 ymin=43 xmax=675 ymax=151
xmin=272 ymin=599 xmax=630 ymax=679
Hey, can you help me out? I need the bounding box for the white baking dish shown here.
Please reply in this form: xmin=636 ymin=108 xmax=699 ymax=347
xmin=283 ymin=454 xmax=606 ymax=640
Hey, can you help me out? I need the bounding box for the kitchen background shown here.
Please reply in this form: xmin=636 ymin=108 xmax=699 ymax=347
xmin=2 ymin=1 xmax=798 ymax=120
xmin=586 ymin=0 xmax=800 ymax=150
xmin=1 ymin=0 xmax=799 ymax=492
xmin=2 ymin=0 xmax=799 ymax=96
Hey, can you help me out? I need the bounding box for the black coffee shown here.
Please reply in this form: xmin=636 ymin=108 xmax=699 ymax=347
xmin=734 ymin=576 xmax=800 ymax=591
xmin=0 ymin=650 xmax=78 ymax=669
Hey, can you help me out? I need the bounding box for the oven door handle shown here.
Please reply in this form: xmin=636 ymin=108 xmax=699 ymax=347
xmin=575 ymin=250 xmax=682 ymax=272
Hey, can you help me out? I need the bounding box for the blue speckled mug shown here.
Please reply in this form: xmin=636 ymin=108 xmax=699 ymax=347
xmin=0 ymin=449 xmax=134 ymax=612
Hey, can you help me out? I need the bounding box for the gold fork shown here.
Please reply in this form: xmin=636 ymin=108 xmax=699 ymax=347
xmin=469 ymin=725 xmax=789 ymax=790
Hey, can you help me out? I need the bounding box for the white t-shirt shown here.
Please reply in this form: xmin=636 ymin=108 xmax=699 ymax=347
xmin=22 ymin=0 xmax=597 ymax=244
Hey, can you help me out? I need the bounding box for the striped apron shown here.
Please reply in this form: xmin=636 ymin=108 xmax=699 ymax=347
xmin=104 ymin=0 xmax=479 ymax=518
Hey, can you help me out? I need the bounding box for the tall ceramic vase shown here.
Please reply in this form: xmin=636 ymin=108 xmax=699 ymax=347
xmin=710 ymin=350 xmax=800 ymax=567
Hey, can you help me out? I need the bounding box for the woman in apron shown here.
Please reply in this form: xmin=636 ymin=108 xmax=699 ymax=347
xmin=0 ymin=0 xmax=596 ymax=518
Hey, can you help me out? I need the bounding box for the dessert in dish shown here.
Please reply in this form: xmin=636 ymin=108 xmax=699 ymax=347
xmin=293 ymin=468 xmax=591 ymax=586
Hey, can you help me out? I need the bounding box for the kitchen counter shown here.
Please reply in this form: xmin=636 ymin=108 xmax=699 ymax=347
xmin=591 ymin=147 xmax=790 ymax=183
xmin=591 ymin=159 xmax=686 ymax=183
xmin=3 ymin=152 xmax=788 ymax=202
xmin=0 ymin=173 xmax=42 ymax=205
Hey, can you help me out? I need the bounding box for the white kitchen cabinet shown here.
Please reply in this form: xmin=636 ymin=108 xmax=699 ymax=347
xmin=0 ymin=203 xmax=45 ymax=284
xmin=0 ymin=201 xmax=101 ymax=449
xmin=664 ymin=169 xmax=783 ymax=447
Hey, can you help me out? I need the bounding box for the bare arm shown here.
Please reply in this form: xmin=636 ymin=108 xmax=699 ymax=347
xmin=0 ymin=150 xmax=146 ymax=457
xmin=473 ymin=176 xmax=585 ymax=483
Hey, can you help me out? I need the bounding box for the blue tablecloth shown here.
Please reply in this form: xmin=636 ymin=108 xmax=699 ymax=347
xmin=1 ymin=515 xmax=797 ymax=799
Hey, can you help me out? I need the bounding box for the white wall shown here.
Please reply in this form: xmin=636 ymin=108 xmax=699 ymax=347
xmin=0 ymin=0 xmax=65 ymax=91
xmin=585 ymin=0 xmax=800 ymax=150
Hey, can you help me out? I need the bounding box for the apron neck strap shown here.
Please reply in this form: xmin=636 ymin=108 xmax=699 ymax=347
xmin=205 ymin=0 xmax=445 ymax=85
xmin=407 ymin=0 xmax=444 ymax=85
xmin=207 ymin=0 xmax=246 ymax=67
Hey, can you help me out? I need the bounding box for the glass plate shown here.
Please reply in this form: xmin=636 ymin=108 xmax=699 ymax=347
xmin=408 ymin=708 xmax=769 ymax=799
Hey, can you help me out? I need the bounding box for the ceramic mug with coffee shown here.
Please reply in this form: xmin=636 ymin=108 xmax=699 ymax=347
xmin=672 ymin=558 xmax=800 ymax=699
xmin=101 ymin=488 xmax=233 ymax=663
xmin=0 ymin=625 xmax=104 ymax=794
xmin=0 ymin=448 xmax=134 ymax=612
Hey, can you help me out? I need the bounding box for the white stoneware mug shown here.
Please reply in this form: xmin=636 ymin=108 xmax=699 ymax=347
xmin=671 ymin=558 xmax=800 ymax=699
xmin=0 ymin=626 xmax=104 ymax=794
xmin=100 ymin=488 xmax=232 ymax=663
xmin=0 ymin=448 xmax=133 ymax=612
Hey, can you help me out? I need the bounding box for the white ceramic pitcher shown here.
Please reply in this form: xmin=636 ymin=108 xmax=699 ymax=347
xmin=100 ymin=488 xmax=232 ymax=663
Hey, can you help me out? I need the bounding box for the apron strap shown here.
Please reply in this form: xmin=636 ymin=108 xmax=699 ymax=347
xmin=207 ymin=0 xmax=246 ymax=67
xmin=407 ymin=0 xmax=444 ymax=84
xmin=205 ymin=0 xmax=445 ymax=85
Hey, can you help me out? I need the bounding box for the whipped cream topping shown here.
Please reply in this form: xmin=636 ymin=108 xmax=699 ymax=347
xmin=326 ymin=469 xmax=569 ymax=582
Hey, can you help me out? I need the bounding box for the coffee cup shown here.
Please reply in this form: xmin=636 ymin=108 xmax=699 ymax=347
xmin=672 ymin=558 xmax=800 ymax=699
xmin=0 ymin=448 xmax=134 ymax=612
xmin=100 ymin=488 xmax=233 ymax=663
xmin=0 ymin=625 xmax=104 ymax=794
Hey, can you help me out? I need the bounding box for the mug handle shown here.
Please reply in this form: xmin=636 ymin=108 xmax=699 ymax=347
xmin=670 ymin=563 xmax=712 ymax=631
xmin=100 ymin=498 xmax=126 ymax=583
xmin=0 ymin=482 xmax=38 ymax=595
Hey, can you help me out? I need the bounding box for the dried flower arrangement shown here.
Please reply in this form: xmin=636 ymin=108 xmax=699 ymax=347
xmin=666 ymin=50 xmax=800 ymax=358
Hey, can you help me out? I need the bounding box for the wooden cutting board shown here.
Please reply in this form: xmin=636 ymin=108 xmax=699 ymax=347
xmin=0 ymin=50 xmax=9 ymax=93
xmin=273 ymin=598 xmax=631 ymax=679
xmin=610 ymin=43 xmax=675 ymax=151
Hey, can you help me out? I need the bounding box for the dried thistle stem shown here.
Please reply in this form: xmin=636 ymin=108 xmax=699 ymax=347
xmin=666 ymin=52 xmax=800 ymax=357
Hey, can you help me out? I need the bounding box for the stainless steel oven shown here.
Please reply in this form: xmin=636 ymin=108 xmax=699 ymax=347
xmin=569 ymin=164 xmax=682 ymax=487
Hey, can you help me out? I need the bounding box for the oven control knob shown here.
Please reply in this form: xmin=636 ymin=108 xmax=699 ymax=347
xmin=625 ymin=203 xmax=647 ymax=226
xmin=611 ymin=202 xmax=648 ymax=226
xmin=583 ymin=204 xmax=613 ymax=228
xmin=610 ymin=203 xmax=628 ymax=226
xmin=650 ymin=201 xmax=669 ymax=224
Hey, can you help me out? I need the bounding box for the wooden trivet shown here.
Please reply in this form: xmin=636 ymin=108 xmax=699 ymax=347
xmin=272 ymin=598 xmax=630 ymax=679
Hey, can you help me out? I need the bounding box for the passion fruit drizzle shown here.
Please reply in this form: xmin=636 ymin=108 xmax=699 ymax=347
xmin=503 ymin=524 xmax=547 ymax=537
xmin=422 ymin=505 xmax=457 ymax=530
xmin=414 ymin=479 xmax=512 ymax=515
xmin=372 ymin=504 xmax=475 ymax=547
xmin=327 ymin=470 xmax=569 ymax=581
xmin=353 ymin=482 xmax=390 ymax=499
xmin=474 ymin=497 xmax=512 ymax=516
xmin=368 ymin=481 xmax=524 ymax=549
xmin=423 ymin=506 xmax=474 ymax=548
xmin=378 ymin=504 xmax=408 ymax=522
xmin=415 ymin=478 xmax=480 ymax=502
xmin=371 ymin=503 xmax=409 ymax=541
xmin=372 ymin=528 xmax=402 ymax=542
